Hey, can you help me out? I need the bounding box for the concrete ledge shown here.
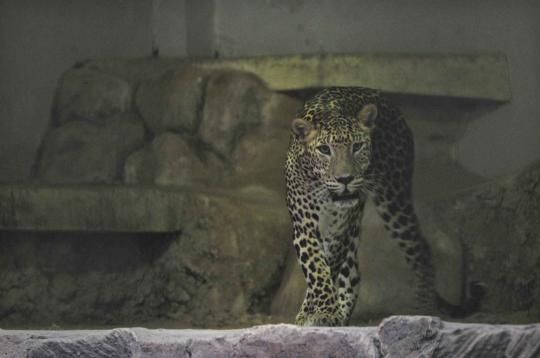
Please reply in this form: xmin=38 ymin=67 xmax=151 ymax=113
xmin=0 ymin=184 xmax=283 ymax=233
xmin=1 ymin=316 xmax=539 ymax=357
xmin=196 ymin=53 xmax=511 ymax=102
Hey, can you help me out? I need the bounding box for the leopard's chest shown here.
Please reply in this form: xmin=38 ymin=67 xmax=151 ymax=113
xmin=317 ymin=201 xmax=355 ymax=257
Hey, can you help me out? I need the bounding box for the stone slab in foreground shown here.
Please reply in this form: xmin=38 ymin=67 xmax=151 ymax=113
xmin=1 ymin=316 xmax=540 ymax=358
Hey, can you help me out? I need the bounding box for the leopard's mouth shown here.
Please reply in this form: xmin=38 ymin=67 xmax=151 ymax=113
xmin=331 ymin=193 xmax=359 ymax=202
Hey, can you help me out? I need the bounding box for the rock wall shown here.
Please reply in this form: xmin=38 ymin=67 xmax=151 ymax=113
xmin=1 ymin=59 xmax=301 ymax=328
xmin=33 ymin=58 xmax=300 ymax=191
xmin=418 ymin=161 xmax=540 ymax=322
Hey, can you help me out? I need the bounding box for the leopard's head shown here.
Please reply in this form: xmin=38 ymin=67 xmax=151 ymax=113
xmin=292 ymin=104 xmax=377 ymax=205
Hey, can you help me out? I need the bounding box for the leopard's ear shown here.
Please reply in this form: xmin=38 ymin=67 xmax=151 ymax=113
xmin=292 ymin=118 xmax=316 ymax=142
xmin=357 ymin=104 xmax=378 ymax=128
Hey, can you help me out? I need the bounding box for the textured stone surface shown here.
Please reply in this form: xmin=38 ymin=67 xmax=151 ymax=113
xmin=378 ymin=316 xmax=442 ymax=357
xmin=0 ymin=325 xmax=379 ymax=358
xmin=417 ymin=160 xmax=540 ymax=319
xmin=124 ymin=132 xmax=225 ymax=187
xmin=228 ymin=92 xmax=302 ymax=192
xmin=2 ymin=317 xmax=540 ymax=358
xmin=54 ymin=68 xmax=133 ymax=124
xmin=37 ymin=63 xmax=302 ymax=191
xmin=135 ymin=66 xmax=209 ymax=134
xmin=34 ymin=114 xmax=146 ymax=184
xmin=199 ymin=70 xmax=270 ymax=156
xmin=379 ymin=316 xmax=540 ymax=358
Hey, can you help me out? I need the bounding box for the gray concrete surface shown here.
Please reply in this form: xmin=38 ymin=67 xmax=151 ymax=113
xmin=197 ymin=53 xmax=511 ymax=101
xmin=0 ymin=0 xmax=154 ymax=182
xmin=0 ymin=184 xmax=287 ymax=233
xmin=2 ymin=1 xmax=539 ymax=182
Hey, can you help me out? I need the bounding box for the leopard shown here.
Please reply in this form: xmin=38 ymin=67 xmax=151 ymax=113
xmin=284 ymin=87 xmax=483 ymax=326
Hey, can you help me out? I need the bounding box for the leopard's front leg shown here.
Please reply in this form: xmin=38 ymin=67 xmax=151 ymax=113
xmin=292 ymin=231 xmax=345 ymax=326
xmin=333 ymin=244 xmax=361 ymax=325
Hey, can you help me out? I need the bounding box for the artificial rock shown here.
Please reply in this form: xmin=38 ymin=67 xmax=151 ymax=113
xmin=199 ymin=70 xmax=270 ymax=156
xmin=135 ymin=66 xmax=209 ymax=135
xmin=0 ymin=187 xmax=291 ymax=327
xmin=34 ymin=114 xmax=146 ymax=184
xmin=53 ymin=68 xmax=133 ymax=124
xmin=123 ymin=132 xmax=225 ymax=187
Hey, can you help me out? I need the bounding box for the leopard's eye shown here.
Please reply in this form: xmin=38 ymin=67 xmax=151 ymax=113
xmin=352 ymin=142 xmax=364 ymax=153
xmin=316 ymin=144 xmax=331 ymax=155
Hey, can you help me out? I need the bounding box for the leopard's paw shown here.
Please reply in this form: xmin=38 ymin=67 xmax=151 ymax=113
xmin=296 ymin=310 xmax=345 ymax=327
xmin=294 ymin=311 xmax=307 ymax=326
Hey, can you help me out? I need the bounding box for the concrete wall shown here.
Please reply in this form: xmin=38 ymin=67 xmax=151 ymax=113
xmin=1 ymin=0 xmax=539 ymax=181
xmin=212 ymin=0 xmax=540 ymax=177
xmin=152 ymin=0 xmax=188 ymax=56
xmin=0 ymin=0 xmax=188 ymax=182
xmin=185 ymin=0 xmax=215 ymax=57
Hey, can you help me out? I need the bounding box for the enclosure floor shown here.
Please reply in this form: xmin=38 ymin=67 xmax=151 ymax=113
xmin=1 ymin=315 xmax=540 ymax=357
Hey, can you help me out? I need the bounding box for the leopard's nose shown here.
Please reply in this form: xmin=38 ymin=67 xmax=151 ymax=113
xmin=335 ymin=175 xmax=353 ymax=185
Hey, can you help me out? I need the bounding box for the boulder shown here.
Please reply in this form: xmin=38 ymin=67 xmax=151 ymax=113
xmin=135 ymin=66 xmax=209 ymax=135
xmin=123 ymin=132 xmax=225 ymax=187
xmin=127 ymin=89 xmax=302 ymax=193
xmin=159 ymin=186 xmax=291 ymax=326
xmin=378 ymin=315 xmax=540 ymax=357
xmin=227 ymin=92 xmax=302 ymax=192
xmin=270 ymin=249 xmax=305 ymax=322
xmin=417 ymin=160 xmax=540 ymax=319
xmin=199 ymin=70 xmax=271 ymax=156
xmin=53 ymin=68 xmax=133 ymax=124
xmin=34 ymin=113 xmax=146 ymax=184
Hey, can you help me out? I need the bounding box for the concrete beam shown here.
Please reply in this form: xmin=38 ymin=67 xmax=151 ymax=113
xmin=196 ymin=53 xmax=511 ymax=102
xmin=0 ymin=185 xmax=282 ymax=233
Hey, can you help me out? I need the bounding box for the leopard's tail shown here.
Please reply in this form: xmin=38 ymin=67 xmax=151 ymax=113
xmin=436 ymin=281 xmax=486 ymax=318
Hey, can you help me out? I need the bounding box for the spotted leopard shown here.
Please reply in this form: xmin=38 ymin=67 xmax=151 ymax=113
xmin=285 ymin=87 xmax=483 ymax=326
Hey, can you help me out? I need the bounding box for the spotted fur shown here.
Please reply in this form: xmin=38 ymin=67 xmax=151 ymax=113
xmin=285 ymin=87 xmax=482 ymax=326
